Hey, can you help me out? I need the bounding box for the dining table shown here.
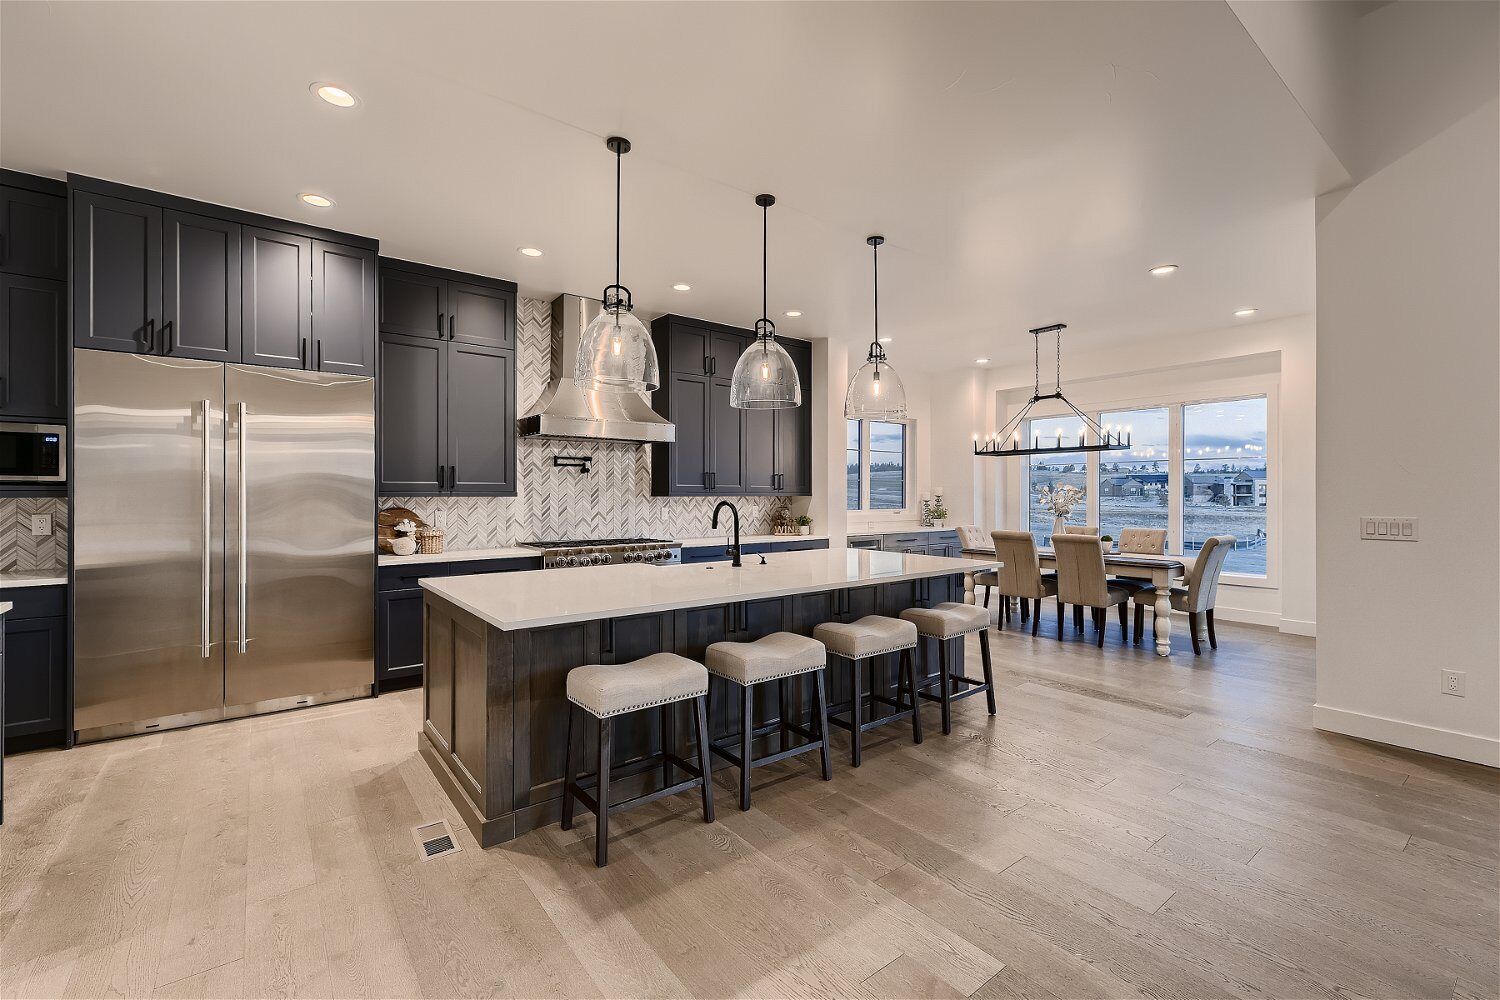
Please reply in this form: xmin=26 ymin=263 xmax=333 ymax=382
xmin=960 ymin=546 xmax=1190 ymax=657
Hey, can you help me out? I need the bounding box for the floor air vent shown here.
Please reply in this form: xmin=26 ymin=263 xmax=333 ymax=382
xmin=412 ymin=819 xmax=461 ymax=861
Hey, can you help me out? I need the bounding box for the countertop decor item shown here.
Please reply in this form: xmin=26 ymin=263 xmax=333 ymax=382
xmin=794 ymin=515 xmax=813 ymax=535
xmin=845 ymin=235 xmax=908 ymax=420
xmin=730 ymin=194 xmax=801 ymax=410
xmin=378 ymin=506 xmax=427 ymax=553
xmin=973 ymin=324 xmax=1131 ymax=458
xmin=415 ymin=526 xmax=445 ymax=555
xmin=574 ymin=136 xmax=660 ymax=395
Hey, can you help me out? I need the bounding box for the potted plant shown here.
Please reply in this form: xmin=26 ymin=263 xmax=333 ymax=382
xmin=794 ymin=514 xmax=813 ymax=536
xmin=1035 ymin=484 xmax=1086 ymax=541
xmin=928 ymin=503 xmax=949 ymax=528
xmin=1100 ymin=533 xmax=1116 ymax=552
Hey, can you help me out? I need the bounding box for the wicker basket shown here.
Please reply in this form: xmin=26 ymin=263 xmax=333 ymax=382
xmin=415 ymin=527 xmax=445 ymax=555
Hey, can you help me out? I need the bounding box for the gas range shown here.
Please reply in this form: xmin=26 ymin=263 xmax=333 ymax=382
xmin=520 ymin=536 xmax=682 ymax=568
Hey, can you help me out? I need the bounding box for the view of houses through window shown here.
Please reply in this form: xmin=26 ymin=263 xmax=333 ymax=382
xmin=1023 ymin=395 xmax=1269 ymax=576
xmin=846 ymin=419 xmax=909 ymax=512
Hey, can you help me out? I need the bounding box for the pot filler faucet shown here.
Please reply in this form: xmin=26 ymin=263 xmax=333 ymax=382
xmin=712 ymin=500 xmax=742 ymax=567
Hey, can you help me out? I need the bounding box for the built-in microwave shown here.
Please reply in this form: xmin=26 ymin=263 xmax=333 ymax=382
xmin=0 ymin=422 xmax=66 ymax=483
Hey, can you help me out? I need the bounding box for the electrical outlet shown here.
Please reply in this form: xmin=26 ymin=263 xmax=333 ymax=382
xmin=1360 ymin=516 xmax=1418 ymax=541
xmin=1441 ymin=670 xmax=1466 ymax=697
xmin=432 ymin=508 xmax=447 ymax=529
xmin=29 ymin=514 xmax=51 ymax=537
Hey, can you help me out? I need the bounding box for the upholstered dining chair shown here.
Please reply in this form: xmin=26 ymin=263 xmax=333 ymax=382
xmin=977 ymin=530 xmax=1057 ymax=636
xmin=1059 ymin=524 xmax=1102 ymax=537
xmin=955 ymin=525 xmax=990 ymax=552
xmin=1130 ymin=534 xmax=1235 ymax=654
xmin=1111 ymin=527 xmax=1167 ymax=599
xmin=1053 ymin=533 xmax=1133 ymax=647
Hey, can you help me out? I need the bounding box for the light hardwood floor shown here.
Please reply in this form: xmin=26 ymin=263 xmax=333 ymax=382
xmin=2 ymin=619 xmax=1496 ymax=999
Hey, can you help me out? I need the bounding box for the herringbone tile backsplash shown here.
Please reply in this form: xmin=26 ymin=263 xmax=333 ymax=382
xmin=0 ymin=496 xmax=69 ymax=572
xmin=384 ymin=295 xmax=780 ymax=549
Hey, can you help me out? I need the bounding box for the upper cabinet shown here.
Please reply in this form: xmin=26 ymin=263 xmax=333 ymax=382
xmin=0 ymin=173 xmax=67 ymax=423
xmin=376 ymin=258 xmax=517 ymax=497
xmin=69 ymin=176 xmax=376 ymax=374
xmin=649 ymin=314 xmax=814 ymax=497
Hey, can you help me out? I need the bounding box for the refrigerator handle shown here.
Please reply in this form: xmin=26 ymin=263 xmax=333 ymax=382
xmin=237 ymin=402 xmax=249 ymax=654
xmin=200 ymin=398 xmax=212 ymax=659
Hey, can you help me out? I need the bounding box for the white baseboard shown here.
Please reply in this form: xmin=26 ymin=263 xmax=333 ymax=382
xmin=1169 ymin=605 xmax=1316 ymax=636
xmin=1314 ymin=704 xmax=1500 ymax=767
xmin=1278 ymin=617 xmax=1317 ymax=637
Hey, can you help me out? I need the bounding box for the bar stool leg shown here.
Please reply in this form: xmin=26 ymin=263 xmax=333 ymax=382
xmin=938 ymin=638 xmax=953 ymax=735
xmin=595 ymin=718 xmax=612 ymax=868
xmin=739 ymin=682 xmax=754 ymax=811
xmin=693 ymin=694 xmax=715 ymax=822
xmin=979 ymin=630 xmax=997 ymax=715
xmin=902 ymin=647 xmax=923 ymax=744
xmin=812 ymin=670 xmax=833 ymax=780
xmin=560 ymin=702 xmax=577 ymax=831
xmin=778 ymin=677 xmax=791 ymax=751
xmin=850 ymin=654 xmax=864 ymax=767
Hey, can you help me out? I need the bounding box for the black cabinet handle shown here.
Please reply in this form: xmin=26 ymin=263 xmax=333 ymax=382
xmin=0 ymin=375 xmax=7 ymax=407
xmin=315 ymin=339 xmax=322 ymax=370
xmin=437 ymin=463 xmax=444 ymax=489
xmin=438 ymin=311 xmax=444 ymax=338
xmin=161 ymin=319 xmax=174 ymax=354
xmin=449 ymin=465 xmax=456 ymax=489
xmin=449 ymin=314 xmax=455 ymax=340
xmin=299 ymin=338 xmax=307 ymax=367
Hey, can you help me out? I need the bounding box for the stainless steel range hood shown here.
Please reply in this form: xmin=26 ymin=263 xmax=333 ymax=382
xmin=517 ymin=293 xmax=675 ymax=443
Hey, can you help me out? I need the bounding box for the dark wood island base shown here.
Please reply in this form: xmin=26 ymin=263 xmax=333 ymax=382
xmin=420 ymin=572 xmax=968 ymax=848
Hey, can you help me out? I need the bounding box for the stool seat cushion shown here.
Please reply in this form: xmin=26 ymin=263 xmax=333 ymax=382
xmin=567 ymin=653 xmax=708 ymax=719
xmin=900 ymin=601 xmax=990 ymax=639
xmin=706 ymin=632 xmax=826 ymax=685
xmin=813 ymin=615 xmax=918 ymax=659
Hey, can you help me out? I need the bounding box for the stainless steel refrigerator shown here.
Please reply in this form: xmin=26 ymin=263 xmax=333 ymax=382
xmin=73 ymin=349 xmax=375 ymax=741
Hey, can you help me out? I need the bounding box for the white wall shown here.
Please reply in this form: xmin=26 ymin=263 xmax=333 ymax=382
xmin=1313 ymin=1 xmax=1499 ymax=767
xmin=842 ymin=345 xmax=940 ymax=535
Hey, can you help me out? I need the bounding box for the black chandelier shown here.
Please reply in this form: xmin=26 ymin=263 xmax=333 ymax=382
xmin=974 ymin=324 xmax=1131 ymax=458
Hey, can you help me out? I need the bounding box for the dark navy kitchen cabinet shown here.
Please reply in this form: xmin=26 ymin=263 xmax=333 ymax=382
xmin=1 ymin=175 xmax=68 ymax=281
xmin=0 ymin=274 xmax=67 ymax=421
xmin=3 ymin=585 xmax=68 ymax=751
xmin=163 ymin=210 xmax=241 ymax=363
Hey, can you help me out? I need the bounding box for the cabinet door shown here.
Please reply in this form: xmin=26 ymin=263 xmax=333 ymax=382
xmin=3 ymin=615 xmax=66 ymax=739
xmin=377 ymin=589 xmax=425 ymax=684
xmin=0 ymin=186 xmax=67 ymax=281
xmin=775 ymin=340 xmax=813 ymax=494
xmin=448 ymin=281 xmax=513 ymax=349
xmin=666 ymin=372 xmax=711 ymax=493
xmin=742 ymin=406 xmax=777 ymax=494
xmin=312 ymin=240 xmax=375 ymax=376
xmin=446 ymin=342 xmax=516 ymax=496
xmin=379 ymin=268 xmax=445 ymax=340
xmin=709 ymin=331 xmax=745 ymax=379
xmin=72 ymin=191 xmax=161 ymax=353
xmin=709 ymin=378 xmax=744 ymax=493
xmin=162 ymin=210 xmax=241 ymax=362
xmin=241 ymin=227 xmax=310 ymax=369
xmin=668 ymin=321 xmax=711 ymax=375
xmin=377 ymin=332 xmax=446 ymax=495
xmin=0 ymin=274 xmax=67 ymax=420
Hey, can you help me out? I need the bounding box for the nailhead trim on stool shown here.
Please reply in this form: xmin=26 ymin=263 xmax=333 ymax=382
xmin=899 ymin=603 xmax=997 ymax=736
xmin=815 ymin=615 xmax=923 ymax=767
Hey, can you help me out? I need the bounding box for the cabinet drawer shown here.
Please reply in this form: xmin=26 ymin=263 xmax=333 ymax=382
xmin=682 ymin=545 xmax=727 ymax=564
xmin=377 ymin=563 xmax=450 ymax=592
xmin=881 ymin=533 xmax=925 ymax=548
xmin=770 ymin=538 xmax=828 ymax=553
xmin=447 ymin=557 xmax=540 ymax=576
xmin=1 ymin=585 xmax=66 ymax=620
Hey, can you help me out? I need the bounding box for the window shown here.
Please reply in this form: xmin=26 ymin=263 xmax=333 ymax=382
xmin=1025 ymin=415 xmax=1088 ymax=547
xmin=1181 ymin=396 xmax=1268 ymax=575
xmin=847 ymin=418 xmax=909 ymax=512
xmin=1097 ymin=407 xmax=1169 ymax=545
xmin=845 ymin=419 xmax=861 ymax=511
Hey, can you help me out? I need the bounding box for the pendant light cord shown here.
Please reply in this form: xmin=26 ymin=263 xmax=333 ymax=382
xmin=872 ymin=239 xmax=880 ymax=352
xmin=614 ymin=144 xmax=622 ymax=292
xmin=762 ymin=201 xmax=769 ymax=328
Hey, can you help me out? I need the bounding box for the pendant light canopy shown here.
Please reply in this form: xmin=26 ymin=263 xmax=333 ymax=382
xmin=844 ymin=235 xmax=907 ymax=420
xmin=730 ymin=194 xmax=802 ymax=409
xmin=574 ymin=136 xmax=661 ymax=394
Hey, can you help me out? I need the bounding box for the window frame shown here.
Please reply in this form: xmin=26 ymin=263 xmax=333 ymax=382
xmin=846 ymin=417 xmax=912 ymax=517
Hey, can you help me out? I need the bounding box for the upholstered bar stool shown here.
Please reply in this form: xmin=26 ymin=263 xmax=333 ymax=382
xmin=705 ymin=632 xmax=832 ymax=810
xmin=813 ymin=615 xmax=921 ymax=767
xmin=562 ymin=653 xmax=715 ymax=867
xmin=899 ymin=602 xmax=995 ymax=735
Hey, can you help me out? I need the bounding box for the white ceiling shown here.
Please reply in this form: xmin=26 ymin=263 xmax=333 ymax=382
xmin=0 ymin=1 xmax=1344 ymax=372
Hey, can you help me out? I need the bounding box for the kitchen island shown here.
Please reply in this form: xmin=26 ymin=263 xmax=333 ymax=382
xmin=418 ymin=547 xmax=998 ymax=847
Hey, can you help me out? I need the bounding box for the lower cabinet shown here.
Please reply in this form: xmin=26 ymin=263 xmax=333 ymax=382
xmin=680 ymin=537 xmax=828 ymax=563
xmin=3 ymin=586 xmax=68 ymax=751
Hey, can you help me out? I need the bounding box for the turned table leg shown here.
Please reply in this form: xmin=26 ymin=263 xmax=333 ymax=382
xmin=963 ymin=570 xmax=976 ymax=605
xmin=1153 ymin=569 xmax=1173 ymax=657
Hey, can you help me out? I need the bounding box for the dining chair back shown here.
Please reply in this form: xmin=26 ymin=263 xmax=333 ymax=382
xmin=1053 ymin=533 xmax=1111 ymax=607
xmin=991 ymin=530 xmax=1048 ymax=599
xmin=955 ymin=525 xmax=989 ymax=551
xmin=1119 ymin=527 xmax=1167 ymax=554
xmin=1060 ymin=524 xmax=1101 ymax=537
xmin=1185 ymin=535 xmax=1236 ymax=611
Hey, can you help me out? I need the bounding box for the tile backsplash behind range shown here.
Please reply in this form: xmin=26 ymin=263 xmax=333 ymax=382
xmin=382 ymin=296 xmax=779 ymax=549
xmin=0 ymin=496 xmax=69 ymax=572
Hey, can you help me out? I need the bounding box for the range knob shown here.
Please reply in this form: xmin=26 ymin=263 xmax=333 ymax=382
xmin=593 ymin=553 xmax=612 ymax=565
xmin=558 ymin=555 xmax=578 ymax=568
xmin=652 ymin=549 xmax=671 ymax=563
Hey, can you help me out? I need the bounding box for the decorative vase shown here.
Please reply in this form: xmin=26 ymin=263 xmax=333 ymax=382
xmin=799 ymin=525 xmax=811 ymax=535
xmin=392 ymin=535 xmax=417 ymax=556
xmin=1053 ymin=515 xmax=1067 ymax=541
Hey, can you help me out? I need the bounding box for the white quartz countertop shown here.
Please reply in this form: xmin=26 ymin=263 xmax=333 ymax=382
xmin=423 ymin=547 xmax=998 ymax=631
xmin=0 ymin=602 xmax=11 ymax=616
xmin=0 ymin=570 xmax=68 ymax=589
xmin=378 ymin=546 xmax=538 ymax=567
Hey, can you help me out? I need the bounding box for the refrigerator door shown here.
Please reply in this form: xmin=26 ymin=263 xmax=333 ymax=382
xmin=74 ymin=350 xmax=225 ymax=732
xmin=225 ymin=366 xmax=374 ymax=706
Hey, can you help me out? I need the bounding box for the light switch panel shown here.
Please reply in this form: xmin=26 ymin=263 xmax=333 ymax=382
xmin=1360 ymin=516 xmax=1418 ymax=541
xmin=29 ymin=514 xmax=52 ymax=537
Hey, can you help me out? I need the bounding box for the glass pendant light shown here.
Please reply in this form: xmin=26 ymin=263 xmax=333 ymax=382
xmin=844 ymin=235 xmax=907 ymax=420
xmin=574 ymin=136 xmax=661 ymax=394
xmin=730 ymin=194 xmax=802 ymax=409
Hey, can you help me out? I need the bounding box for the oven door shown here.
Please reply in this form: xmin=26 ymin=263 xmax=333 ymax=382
xmin=0 ymin=422 xmax=66 ymax=482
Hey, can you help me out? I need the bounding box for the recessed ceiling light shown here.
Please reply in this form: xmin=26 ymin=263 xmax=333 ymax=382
xmin=975 ymin=357 xmax=991 ymax=364
xmin=783 ymin=310 xmax=802 ymax=318
xmin=671 ymin=282 xmax=691 ymax=291
xmin=299 ymin=193 xmax=334 ymax=208
xmin=878 ymin=337 xmax=893 ymax=344
xmin=1149 ymin=264 xmax=1179 ymax=276
xmin=1234 ymin=307 xmax=1259 ymax=317
xmin=310 ymin=83 xmax=358 ymax=108
xmin=517 ymin=247 xmax=544 ymax=258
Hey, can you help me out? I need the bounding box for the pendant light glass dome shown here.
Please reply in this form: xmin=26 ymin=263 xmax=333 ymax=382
xmin=844 ymin=235 xmax=908 ymax=420
xmin=731 ymin=194 xmax=801 ymax=409
xmin=574 ymin=136 xmax=661 ymax=394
